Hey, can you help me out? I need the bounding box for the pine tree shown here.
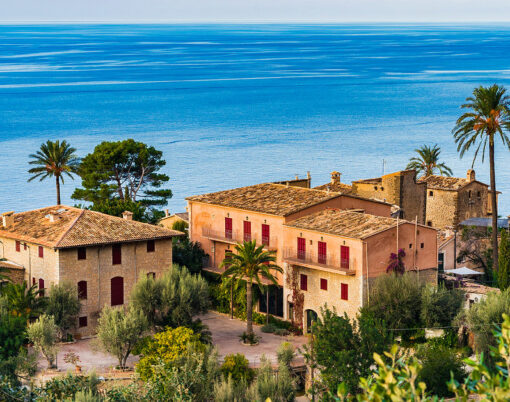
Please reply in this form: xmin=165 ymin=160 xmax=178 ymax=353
xmin=498 ymin=230 xmax=510 ymax=290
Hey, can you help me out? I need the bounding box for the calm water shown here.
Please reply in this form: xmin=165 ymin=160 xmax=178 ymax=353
xmin=1 ymin=24 xmax=510 ymax=214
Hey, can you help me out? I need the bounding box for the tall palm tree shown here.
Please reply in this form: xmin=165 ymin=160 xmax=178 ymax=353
xmin=1 ymin=281 xmax=47 ymax=320
xmin=453 ymin=84 xmax=510 ymax=274
xmin=406 ymin=144 xmax=453 ymax=177
xmin=28 ymin=140 xmax=80 ymax=205
xmin=220 ymin=240 xmax=282 ymax=336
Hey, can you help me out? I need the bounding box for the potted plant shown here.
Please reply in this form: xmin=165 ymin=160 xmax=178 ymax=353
xmin=63 ymin=351 xmax=82 ymax=373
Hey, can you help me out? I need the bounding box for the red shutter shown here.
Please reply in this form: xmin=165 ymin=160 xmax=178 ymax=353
xmin=320 ymin=278 xmax=328 ymax=290
xmin=225 ymin=217 xmax=233 ymax=239
xmin=147 ymin=240 xmax=155 ymax=252
xmin=341 ymin=283 xmax=348 ymax=300
xmin=15 ymin=241 xmax=20 ymax=252
xmin=298 ymin=237 xmax=306 ymax=260
xmin=38 ymin=246 xmax=44 ymax=258
xmin=78 ymin=281 xmax=87 ymax=300
xmin=300 ymin=274 xmax=308 ymax=291
xmin=111 ymin=276 xmax=124 ymax=306
xmin=318 ymin=241 xmax=327 ymax=264
xmin=38 ymin=278 xmax=45 ymax=296
xmin=243 ymin=221 xmax=252 ymax=242
xmin=77 ymin=247 xmax=86 ymax=260
xmin=261 ymin=224 xmax=270 ymax=246
xmin=112 ymin=245 xmax=122 ymax=265
xmin=341 ymin=246 xmax=350 ymax=269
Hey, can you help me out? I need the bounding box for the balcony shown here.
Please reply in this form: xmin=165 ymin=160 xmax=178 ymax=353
xmin=283 ymin=249 xmax=355 ymax=275
xmin=202 ymin=227 xmax=278 ymax=249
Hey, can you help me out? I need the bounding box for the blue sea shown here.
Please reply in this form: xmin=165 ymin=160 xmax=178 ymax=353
xmin=1 ymin=24 xmax=510 ymax=214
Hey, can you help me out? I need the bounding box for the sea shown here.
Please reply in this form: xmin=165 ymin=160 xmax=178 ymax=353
xmin=1 ymin=24 xmax=510 ymax=215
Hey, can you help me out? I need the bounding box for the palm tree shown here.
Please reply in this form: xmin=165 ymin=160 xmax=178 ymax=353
xmin=28 ymin=140 xmax=80 ymax=205
xmin=406 ymin=144 xmax=453 ymax=177
xmin=220 ymin=240 xmax=282 ymax=336
xmin=453 ymin=84 xmax=510 ymax=274
xmin=1 ymin=281 xmax=47 ymax=320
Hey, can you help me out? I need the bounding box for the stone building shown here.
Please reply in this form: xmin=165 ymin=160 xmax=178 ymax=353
xmin=418 ymin=169 xmax=493 ymax=229
xmin=315 ymin=170 xmax=427 ymax=224
xmin=187 ymin=182 xmax=438 ymax=330
xmin=0 ymin=206 xmax=182 ymax=336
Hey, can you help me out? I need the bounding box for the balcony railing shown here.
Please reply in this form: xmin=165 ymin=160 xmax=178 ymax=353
xmin=283 ymin=248 xmax=355 ymax=275
xmin=202 ymin=227 xmax=278 ymax=249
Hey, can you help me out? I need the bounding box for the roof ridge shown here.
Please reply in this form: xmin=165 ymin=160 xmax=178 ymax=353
xmin=54 ymin=208 xmax=86 ymax=248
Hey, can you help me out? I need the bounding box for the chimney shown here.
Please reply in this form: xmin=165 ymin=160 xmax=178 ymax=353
xmin=48 ymin=214 xmax=55 ymax=223
xmin=122 ymin=211 xmax=133 ymax=221
xmin=467 ymin=169 xmax=476 ymax=182
xmin=331 ymin=171 xmax=341 ymax=184
xmin=165 ymin=209 xmax=169 ymax=217
xmin=2 ymin=211 xmax=14 ymax=228
xmin=295 ymin=174 xmax=299 ymax=180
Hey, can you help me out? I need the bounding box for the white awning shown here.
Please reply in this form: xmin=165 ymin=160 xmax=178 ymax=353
xmin=445 ymin=267 xmax=483 ymax=276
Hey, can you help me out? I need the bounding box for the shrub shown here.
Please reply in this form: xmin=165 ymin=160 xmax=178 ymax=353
xmin=213 ymin=375 xmax=248 ymax=402
xmin=420 ymin=285 xmax=465 ymax=327
xmin=240 ymin=331 xmax=259 ymax=345
xmin=39 ymin=372 xmax=100 ymax=401
xmin=221 ymin=353 xmax=255 ymax=384
xmin=130 ymin=265 xmax=210 ymax=330
xmin=45 ymin=282 xmax=81 ymax=341
xmin=248 ymin=356 xmax=296 ymax=402
xmin=27 ymin=313 xmax=58 ymax=369
xmin=96 ymin=305 xmax=148 ymax=369
xmin=459 ymin=288 xmax=510 ymax=358
xmin=261 ymin=324 xmax=276 ymax=333
xmin=276 ymin=342 xmax=295 ymax=368
xmin=415 ymin=344 xmax=466 ymax=397
xmin=274 ymin=328 xmax=290 ymax=336
xmin=136 ymin=326 xmax=204 ymax=381
xmin=364 ymin=273 xmax=423 ymax=336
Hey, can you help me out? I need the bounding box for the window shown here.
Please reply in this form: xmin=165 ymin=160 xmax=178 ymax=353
xmin=420 ymin=242 xmax=424 ymax=249
xmin=78 ymin=281 xmax=87 ymax=300
xmin=111 ymin=276 xmax=124 ymax=306
xmin=225 ymin=217 xmax=233 ymax=239
xmin=32 ymin=277 xmax=36 ymax=286
xmin=77 ymin=247 xmax=86 ymax=260
xmin=15 ymin=241 xmax=20 ymax=252
xmin=24 ymin=243 xmax=27 ymax=251
xmin=318 ymin=241 xmax=327 ymax=264
xmin=409 ymin=243 xmax=412 ymax=249
xmin=438 ymin=253 xmax=444 ymax=272
xmin=297 ymin=237 xmax=306 ymax=260
xmin=427 ymin=221 xmax=432 ymax=227
xmin=78 ymin=316 xmax=88 ymax=328
xmin=341 ymin=283 xmax=348 ymax=300
xmin=341 ymin=246 xmax=350 ymax=269
xmin=261 ymin=224 xmax=270 ymax=246
xmin=320 ymin=278 xmax=328 ymax=290
xmin=429 ymin=191 xmax=434 ymax=197
xmin=38 ymin=278 xmax=45 ymax=297
xmin=147 ymin=240 xmax=155 ymax=253
xmin=112 ymin=244 xmax=122 ymax=265
xmin=147 ymin=272 xmax=156 ymax=279
xmin=300 ymin=274 xmax=308 ymax=291
xmin=38 ymin=246 xmax=44 ymax=258
xmin=468 ymin=190 xmax=472 ymax=199
xmin=243 ymin=221 xmax=251 ymax=242
xmin=477 ymin=191 xmax=481 ymax=198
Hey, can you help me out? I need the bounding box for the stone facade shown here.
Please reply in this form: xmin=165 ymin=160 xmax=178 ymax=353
xmin=351 ymin=170 xmax=427 ymax=224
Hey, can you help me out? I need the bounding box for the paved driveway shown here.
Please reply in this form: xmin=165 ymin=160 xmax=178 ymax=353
xmin=199 ymin=311 xmax=308 ymax=366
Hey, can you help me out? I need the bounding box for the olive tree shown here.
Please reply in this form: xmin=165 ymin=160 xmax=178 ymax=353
xmin=45 ymin=282 xmax=81 ymax=340
xmin=27 ymin=314 xmax=58 ymax=369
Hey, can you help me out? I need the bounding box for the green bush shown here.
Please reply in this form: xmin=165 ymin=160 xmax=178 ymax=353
xmin=421 ymin=285 xmax=465 ymax=327
xmin=276 ymin=342 xmax=295 ymax=368
xmin=261 ymin=324 xmax=276 ymax=333
xmin=39 ymin=372 xmax=100 ymax=401
xmin=427 ymin=329 xmax=458 ymax=349
xmin=239 ymin=331 xmax=260 ymax=345
xmin=274 ymin=328 xmax=290 ymax=336
xmin=416 ymin=344 xmax=466 ymax=397
xmin=221 ymin=353 xmax=255 ymax=384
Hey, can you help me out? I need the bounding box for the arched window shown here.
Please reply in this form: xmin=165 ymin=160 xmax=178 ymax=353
xmin=78 ymin=281 xmax=87 ymax=300
xmin=111 ymin=276 xmax=124 ymax=306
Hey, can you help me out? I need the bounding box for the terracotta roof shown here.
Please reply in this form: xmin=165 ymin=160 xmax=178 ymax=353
xmin=417 ymin=175 xmax=488 ymax=191
xmin=437 ymin=230 xmax=454 ymax=248
xmin=0 ymin=206 xmax=182 ymax=249
xmin=285 ymin=209 xmax=405 ymax=239
xmin=0 ymin=259 xmax=24 ymax=270
xmin=314 ymin=182 xmax=354 ymax=194
xmin=352 ymin=177 xmax=382 ymax=185
xmin=187 ymin=183 xmax=341 ymax=216
xmin=161 ymin=212 xmax=189 ymax=222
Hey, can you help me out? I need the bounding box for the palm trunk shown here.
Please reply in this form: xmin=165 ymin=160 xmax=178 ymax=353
xmin=56 ymin=176 xmax=61 ymax=205
xmin=246 ymin=280 xmax=253 ymax=335
xmin=489 ymin=139 xmax=499 ymax=273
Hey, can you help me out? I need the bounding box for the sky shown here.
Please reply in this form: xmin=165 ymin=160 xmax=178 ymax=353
xmin=2 ymin=0 xmax=510 ymax=23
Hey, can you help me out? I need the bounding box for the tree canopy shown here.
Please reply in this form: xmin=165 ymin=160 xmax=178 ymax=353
xmin=406 ymin=144 xmax=453 ymax=177
xmin=72 ymin=139 xmax=171 ymax=209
